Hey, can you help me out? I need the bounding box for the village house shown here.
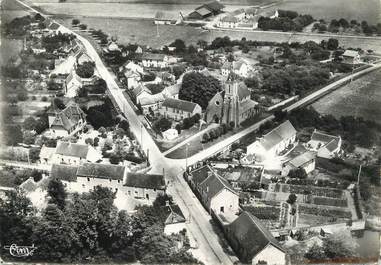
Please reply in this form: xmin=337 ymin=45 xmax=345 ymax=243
xmin=141 ymin=53 xmax=169 ymax=69
xmin=154 ymin=11 xmax=182 ymax=25
xmin=258 ymin=9 xmax=279 ymax=19
xmin=50 ymin=163 xmax=127 ymax=194
xmin=39 ymin=145 xmax=56 ymax=164
xmin=140 ymin=94 xmax=165 ymax=115
xmin=124 ymin=70 xmax=141 ymax=89
xmin=65 ymin=70 xmax=83 ymax=97
xmin=306 ymin=129 xmax=342 ymax=159
xmin=244 ymin=7 xmax=258 ymax=19
xmin=160 ymin=98 xmax=202 ymax=121
xmin=161 ymin=204 xmax=186 ymax=235
xmin=51 ymin=141 xmax=102 ymax=165
xmin=123 ymin=172 xmax=166 ymax=202
xmin=51 ymin=55 xmax=76 ymax=77
xmin=342 ymin=50 xmax=361 ymax=64
xmin=47 ymin=101 xmax=86 ymax=137
xmin=205 ymin=74 xmax=258 ymax=127
xmin=75 ymin=50 xmax=93 ymax=65
xmin=188 ymin=1 xmax=225 ymax=20
xmin=225 ymin=211 xmax=287 ymax=265
xmin=221 ymin=60 xmax=253 ymax=78
xmin=161 ymin=83 xmax=180 ymax=99
xmin=218 ymin=15 xmax=239 ymax=28
xmin=247 ymin=120 xmax=297 ymax=162
xmin=187 ymin=165 xmax=239 ymax=215
xmin=282 ymin=151 xmax=317 ymax=176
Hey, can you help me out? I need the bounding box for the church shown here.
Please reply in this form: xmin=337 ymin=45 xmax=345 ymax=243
xmin=205 ymin=73 xmax=259 ymax=127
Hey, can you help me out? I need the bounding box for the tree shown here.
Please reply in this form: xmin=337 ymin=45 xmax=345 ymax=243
xmin=72 ymin=19 xmax=80 ymax=26
xmin=79 ymin=24 xmax=87 ymax=30
xmin=305 ymin=243 xmax=325 ymax=261
xmin=76 ymin=61 xmax=95 ymax=78
xmin=23 ymin=117 xmax=37 ymax=131
xmin=179 ymin=72 xmax=221 ymax=109
xmin=201 ymin=133 xmax=210 ymax=143
xmin=286 ymin=193 xmax=297 ymax=204
xmin=327 ymin=38 xmax=339 ymax=50
xmin=152 ymin=117 xmax=172 ymax=133
xmin=17 ymin=91 xmax=28 ymax=101
xmin=47 ymin=178 xmax=67 ymax=210
xmin=91 ymin=78 xmax=107 ymax=94
xmin=323 ymin=230 xmax=358 ymax=260
xmin=169 ymin=39 xmax=186 ymax=53
xmin=288 ymin=168 xmax=307 ymax=179
xmin=110 ymin=154 xmax=121 ymax=164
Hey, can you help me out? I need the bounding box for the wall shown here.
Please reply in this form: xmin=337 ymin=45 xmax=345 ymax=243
xmin=164 ymin=222 xmax=186 ymax=235
xmin=124 ymin=186 xmax=165 ymax=202
xmin=210 ymin=188 xmax=239 ymax=214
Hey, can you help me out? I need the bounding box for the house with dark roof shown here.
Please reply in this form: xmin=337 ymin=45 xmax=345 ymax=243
xmin=187 ymin=165 xmax=239 ymax=215
xmin=50 ymin=163 xmax=127 ymax=196
xmin=188 ymin=1 xmax=225 ymax=20
xmin=47 ymin=102 xmax=86 ymax=137
xmin=225 ymin=211 xmax=287 ymax=265
xmin=160 ymin=98 xmax=202 ymax=121
xmin=52 ymin=141 xmax=102 ymax=165
xmin=282 ymin=151 xmax=317 ymax=176
xmin=124 ymin=172 xmax=166 ymax=202
xmin=141 ymin=53 xmax=169 ymax=68
xmin=161 ymin=204 xmax=186 ymax=235
xmin=247 ymin=120 xmax=297 ymax=162
xmin=154 ymin=11 xmax=182 ymax=25
xmin=307 ymin=129 xmax=342 ymax=159
xmin=205 ymin=74 xmax=258 ymax=127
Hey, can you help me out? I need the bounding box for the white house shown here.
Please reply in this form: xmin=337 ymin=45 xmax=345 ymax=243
xmin=162 ymin=128 xmax=179 ymax=141
xmin=51 ymin=141 xmax=102 ymax=165
xmin=161 ymin=83 xmax=180 ymax=99
xmin=47 ymin=102 xmax=86 ymax=137
xmin=342 ymin=50 xmax=361 ymax=64
xmin=140 ymin=93 xmax=165 ymax=115
xmin=51 ymin=55 xmax=76 ymax=77
xmin=306 ymin=130 xmax=342 ymax=159
xmin=39 ymin=145 xmax=56 ymax=164
xmin=218 ymin=15 xmax=239 ymax=28
xmin=221 ymin=60 xmax=253 ymax=78
xmin=123 ymin=61 xmax=144 ymax=75
xmin=188 ymin=165 xmax=239 ymax=215
xmin=244 ymin=7 xmax=258 ymax=19
xmin=141 ymin=53 xmax=169 ymax=68
xmin=160 ymin=98 xmax=202 ymax=121
xmin=154 ymin=11 xmax=181 ymax=25
xmin=282 ymin=151 xmax=316 ymax=176
xmin=124 ymin=70 xmax=141 ymax=89
xmin=247 ymin=120 xmax=297 ymax=162
xmin=50 ymin=163 xmax=127 ymax=195
xmin=76 ymin=50 xmax=93 ymax=65
xmin=162 ymin=204 xmax=186 ymax=235
xmin=65 ymin=70 xmax=83 ymax=98
xmin=226 ymin=211 xmax=287 ymax=265
xmin=123 ymin=172 xmax=166 ymax=202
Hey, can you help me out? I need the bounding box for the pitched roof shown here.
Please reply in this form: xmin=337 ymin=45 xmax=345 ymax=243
xmin=140 ymin=93 xmax=165 ymax=106
xmin=198 ymin=1 xmax=225 ymax=12
xmin=133 ymin=84 xmax=151 ymax=98
xmin=155 ymin=11 xmax=178 ymax=21
xmin=77 ymin=163 xmax=126 ymax=180
xmin=124 ymin=173 xmax=166 ymax=190
xmin=228 ymin=211 xmax=285 ymax=262
xmin=39 ymin=146 xmax=56 ymax=160
xmin=259 ymin=120 xmax=296 ymax=150
xmin=51 ymin=164 xmax=78 ymax=182
xmin=20 ymin=178 xmax=38 ymax=192
xmin=50 ymin=102 xmax=86 ymax=131
xmin=49 ymin=22 xmax=60 ymax=30
xmin=233 ymin=60 xmax=247 ymax=71
xmin=66 ymin=70 xmax=82 ymax=85
xmin=343 ymin=50 xmax=359 ymax=57
xmin=199 ymin=167 xmax=237 ymax=199
xmin=55 ymin=141 xmax=89 ymax=158
xmin=222 ymin=61 xmax=232 ymax=69
xmin=189 ymin=165 xmax=213 ymax=185
xmin=164 ymin=83 xmax=181 ymax=96
xmin=162 ymin=98 xmax=200 ymax=113
xmin=162 ymin=204 xmax=186 ymax=225
xmin=324 ymin=138 xmax=341 ymax=152
xmin=221 ymin=15 xmax=238 ymax=23
xmin=141 ymin=53 xmax=166 ymax=61
xmin=286 ymin=151 xmax=316 ymax=168
xmin=245 ymin=7 xmax=258 ymax=15
xmin=195 ymin=7 xmax=212 ymax=17
xmin=310 ymin=130 xmax=340 ymax=144
xmin=230 ymin=8 xmax=245 ymax=16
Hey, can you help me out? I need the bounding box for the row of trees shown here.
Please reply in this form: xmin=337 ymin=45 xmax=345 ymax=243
xmin=258 ymin=13 xmax=314 ymax=32
xmin=201 ymin=122 xmax=234 ymax=143
xmin=0 ymin=184 xmax=198 ymax=263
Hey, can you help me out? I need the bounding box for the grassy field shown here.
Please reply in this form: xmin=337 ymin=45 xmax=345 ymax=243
xmin=312 ymin=70 xmax=381 ymax=124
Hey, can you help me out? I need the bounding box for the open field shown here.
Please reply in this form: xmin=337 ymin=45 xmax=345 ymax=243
xmin=0 ymin=39 xmax=23 ymax=66
xmin=312 ymin=70 xmax=381 ymax=124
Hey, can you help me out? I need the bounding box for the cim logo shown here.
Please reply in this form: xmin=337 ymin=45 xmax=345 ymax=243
xmin=4 ymin=244 xmax=37 ymax=257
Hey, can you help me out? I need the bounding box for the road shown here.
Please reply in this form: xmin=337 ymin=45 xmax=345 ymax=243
xmin=11 ymin=1 xmax=381 ymax=264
